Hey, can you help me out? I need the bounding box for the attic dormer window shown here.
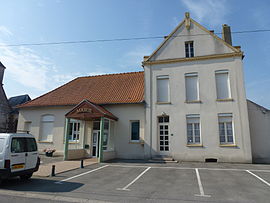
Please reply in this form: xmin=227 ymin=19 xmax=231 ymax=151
xmin=185 ymin=41 xmax=194 ymax=58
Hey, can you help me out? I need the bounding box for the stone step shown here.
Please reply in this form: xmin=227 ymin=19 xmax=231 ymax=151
xmin=149 ymin=159 xmax=178 ymax=163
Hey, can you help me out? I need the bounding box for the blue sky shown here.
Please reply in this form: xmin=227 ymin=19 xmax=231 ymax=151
xmin=0 ymin=0 xmax=270 ymax=108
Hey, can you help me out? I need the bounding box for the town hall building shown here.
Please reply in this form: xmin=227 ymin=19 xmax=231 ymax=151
xmin=17 ymin=13 xmax=270 ymax=163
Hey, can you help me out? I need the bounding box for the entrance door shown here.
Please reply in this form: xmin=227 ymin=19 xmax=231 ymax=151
xmin=92 ymin=130 xmax=100 ymax=157
xmin=158 ymin=116 xmax=170 ymax=155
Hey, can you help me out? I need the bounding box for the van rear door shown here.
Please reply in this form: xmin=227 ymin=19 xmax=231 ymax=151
xmin=24 ymin=138 xmax=38 ymax=170
xmin=10 ymin=137 xmax=26 ymax=172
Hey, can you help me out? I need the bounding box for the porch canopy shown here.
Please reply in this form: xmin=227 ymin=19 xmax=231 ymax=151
xmin=65 ymin=99 xmax=118 ymax=121
xmin=64 ymin=99 xmax=117 ymax=162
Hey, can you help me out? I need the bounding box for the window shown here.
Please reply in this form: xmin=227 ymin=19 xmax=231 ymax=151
xmin=103 ymin=119 xmax=109 ymax=150
xmin=11 ymin=138 xmax=26 ymax=153
xmin=68 ymin=119 xmax=81 ymax=142
xmin=215 ymin=70 xmax=231 ymax=99
xmin=0 ymin=138 xmax=4 ymax=152
xmin=40 ymin=115 xmax=54 ymax=142
xmin=185 ymin=73 xmax=199 ymax=101
xmin=157 ymin=75 xmax=170 ymax=103
xmin=25 ymin=138 xmax=37 ymax=152
xmin=218 ymin=113 xmax=234 ymax=144
xmin=186 ymin=115 xmax=201 ymax=144
xmin=185 ymin=41 xmax=194 ymax=57
xmin=130 ymin=121 xmax=140 ymax=141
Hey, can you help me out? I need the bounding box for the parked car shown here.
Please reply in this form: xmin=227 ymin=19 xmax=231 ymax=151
xmin=0 ymin=133 xmax=40 ymax=183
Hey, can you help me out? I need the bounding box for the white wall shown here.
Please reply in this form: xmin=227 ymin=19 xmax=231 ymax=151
xmin=247 ymin=100 xmax=270 ymax=163
xmin=144 ymin=57 xmax=252 ymax=163
xmin=150 ymin=21 xmax=234 ymax=61
xmin=17 ymin=106 xmax=75 ymax=154
xmin=104 ymin=104 xmax=145 ymax=159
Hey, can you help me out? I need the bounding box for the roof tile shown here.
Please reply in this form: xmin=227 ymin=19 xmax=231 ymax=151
xmin=19 ymin=71 xmax=144 ymax=108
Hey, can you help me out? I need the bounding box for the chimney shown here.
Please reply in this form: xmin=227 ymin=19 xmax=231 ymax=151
xmin=222 ymin=24 xmax=232 ymax=45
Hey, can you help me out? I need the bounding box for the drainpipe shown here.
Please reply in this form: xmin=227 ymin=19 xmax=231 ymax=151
xmin=149 ymin=65 xmax=153 ymax=159
xmin=64 ymin=118 xmax=70 ymax=160
xmin=98 ymin=117 xmax=104 ymax=163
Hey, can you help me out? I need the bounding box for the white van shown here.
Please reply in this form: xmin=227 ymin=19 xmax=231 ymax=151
xmin=0 ymin=133 xmax=40 ymax=183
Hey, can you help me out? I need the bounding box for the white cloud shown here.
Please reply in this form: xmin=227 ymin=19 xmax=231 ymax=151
xmin=181 ymin=0 xmax=229 ymax=26
xmin=0 ymin=26 xmax=13 ymax=37
xmin=0 ymin=43 xmax=81 ymax=99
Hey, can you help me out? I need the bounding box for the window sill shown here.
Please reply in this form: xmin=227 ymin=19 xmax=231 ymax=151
xmin=129 ymin=141 xmax=144 ymax=145
xmin=38 ymin=141 xmax=53 ymax=143
xmin=69 ymin=141 xmax=80 ymax=144
xmin=219 ymin=144 xmax=237 ymax=147
xmin=156 ymin=102 xmax=171 ymax=105
xmin=216 ymin=98 xmax=234 ymax=102
xmin=185 ymin=100 xmax=202 ymax=104
xmin=186 ymin=144 xmax=203 ymax=147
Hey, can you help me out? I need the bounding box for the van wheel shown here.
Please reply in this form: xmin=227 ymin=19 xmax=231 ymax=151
xmin=20 ymin=173 xmax=33 ymax=180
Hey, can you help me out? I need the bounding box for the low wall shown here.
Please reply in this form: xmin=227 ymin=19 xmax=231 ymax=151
xmin=68 ymin=149 xmax=86 ymax=160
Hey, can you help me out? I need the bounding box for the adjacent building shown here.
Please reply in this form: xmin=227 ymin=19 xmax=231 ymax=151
xmin=17 ymin=13 xmax=268 ymax=163
xmin=0 ymin=62 xmax=11 ymax=132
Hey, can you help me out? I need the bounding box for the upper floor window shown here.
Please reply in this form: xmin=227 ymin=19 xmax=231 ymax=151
xmin=215 ymin=70 xmax=231 ymax=100
xmin=218 ymin=113 xmax=234 ymax=144
xmin=157 ymin=75 xmax=170 ymax=103
xmin=185 ymin=41 xmax=194 ymax=58
xmin=185 ymin=73 xmax=199 ymax=102
xmin=40 ymin=115 xmax=54 ymax=142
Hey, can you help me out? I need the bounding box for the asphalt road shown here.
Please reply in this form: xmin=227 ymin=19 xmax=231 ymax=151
xmin=0 ymin=162 xmax=270 ymax=202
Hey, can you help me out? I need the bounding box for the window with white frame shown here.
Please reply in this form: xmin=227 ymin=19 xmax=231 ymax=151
xmin=103 ymin=119 xmax=109 ymax=150
xmin=68 ymin=119 xmax=81 ymax=142
xmin=215 ymin=70 xmax=231 ymax=99
xmin=218 ymin=113 xmax=234 ymax=144
xmin=130 ymin=120 xmax=140 ymax=141
xmin=186 ymin=114 xmax=200 ymax=144
xmin=185 ymin=73 xmax=199 ymax=102
xmin=40 ymin=115 xmax=54 ymax=142
xmin=185 ymin=41 xmax=194 ymax=58
xmin=157 ymin=75 xmax=170 ymax=103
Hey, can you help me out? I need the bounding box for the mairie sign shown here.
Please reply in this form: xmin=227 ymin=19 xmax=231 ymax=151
xmin=76 ymin=108 xmax=92 ymax=113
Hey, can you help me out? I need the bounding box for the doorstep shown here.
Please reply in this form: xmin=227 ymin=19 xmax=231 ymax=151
xmin=34 ymin=158 xmax=98 ymax=177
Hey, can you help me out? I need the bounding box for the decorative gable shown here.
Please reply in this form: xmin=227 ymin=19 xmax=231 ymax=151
xmin=145 ymin=13 xmax=241 ymax=63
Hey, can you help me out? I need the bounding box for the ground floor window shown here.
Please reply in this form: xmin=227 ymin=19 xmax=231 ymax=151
xmin=218 ymin=113 xmax=234 ymax=144
xmin=68 ymin=119 xmax=81 ymax=142
xmin=130 ymin=120 xmax=140 ymax=141
xmin=40 ymin=115 xmax=54 ymax=142
xmin=186 ymin=114 xmax=200 ymax=144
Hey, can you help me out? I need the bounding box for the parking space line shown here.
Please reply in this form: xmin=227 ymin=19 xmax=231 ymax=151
xmin=246 ymin=170 xmax=270 ymax=187
xmin=109 ymin=164 xmax=270 ymax=173
xmin=117 ymin=167 xmax=151 ymax=191
xmin=194 ymin=168 xmax=211 ymax=197
xmin=55 ymin=165 xmax=109 ymax=184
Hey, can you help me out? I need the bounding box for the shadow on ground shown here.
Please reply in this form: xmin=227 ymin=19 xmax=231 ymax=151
xmin=0 ymin=177 xmax=83 ymax=193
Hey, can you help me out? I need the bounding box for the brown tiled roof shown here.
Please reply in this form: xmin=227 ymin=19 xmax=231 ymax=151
xmin=19 ymin=72 xmax=144 ymax=108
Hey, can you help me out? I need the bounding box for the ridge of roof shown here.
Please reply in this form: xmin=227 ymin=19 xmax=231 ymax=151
xmin=77 ymin=71 xmax=144 ymax=79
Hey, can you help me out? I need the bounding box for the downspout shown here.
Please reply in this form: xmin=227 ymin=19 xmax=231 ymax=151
xmin=149 ymin=65 xmax=153 ymax=159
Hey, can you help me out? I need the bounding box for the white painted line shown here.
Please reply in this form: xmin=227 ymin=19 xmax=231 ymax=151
xmin=246 ymin=170 xmax=270 ymax=187
xmin=117 ymin=167 xmax=151 ymax=191
xmin=194 ymin=168 xmax=211 ymax=198
xmin=55 ymin=165 xmax=109 ymax=184
xmin=109 ymin=164 xmax=270 ymax=173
